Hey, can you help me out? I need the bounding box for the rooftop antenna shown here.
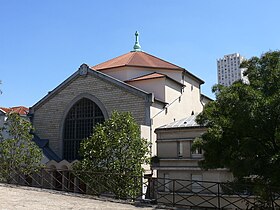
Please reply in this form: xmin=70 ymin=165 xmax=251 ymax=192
xmin=133 ymin=31 xmax=142 ymax=52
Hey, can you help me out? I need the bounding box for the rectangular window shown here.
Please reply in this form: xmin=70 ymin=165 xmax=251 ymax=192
xmin=177 ymin=141 xmax=183 ymax=157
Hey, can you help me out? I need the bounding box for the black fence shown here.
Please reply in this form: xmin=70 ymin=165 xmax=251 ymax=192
xmin=0 ymin=167 xmax=280 ymax=209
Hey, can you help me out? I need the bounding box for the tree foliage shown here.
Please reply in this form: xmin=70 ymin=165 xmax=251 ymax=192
xmin=0 ymin=112 xmax=42 ymax=181
xmin=194 ymin=51 xmax=280 ymax=187
xmin=75 ymin=111 xmax=150 ymax=198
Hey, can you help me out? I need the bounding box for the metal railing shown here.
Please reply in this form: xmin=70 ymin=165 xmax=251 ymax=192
xmin=0 ymin=167 xmax=280 ymax=209
xmin=152 ymin=177 xmax=280 ymax=209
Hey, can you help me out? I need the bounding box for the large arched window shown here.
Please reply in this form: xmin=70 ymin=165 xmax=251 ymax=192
xmin=63 ymin=98 xmax=104 ymax=161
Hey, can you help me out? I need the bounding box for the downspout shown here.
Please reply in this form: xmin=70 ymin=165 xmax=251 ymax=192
xmin=145 ymin=93 xmax=155 ymax=159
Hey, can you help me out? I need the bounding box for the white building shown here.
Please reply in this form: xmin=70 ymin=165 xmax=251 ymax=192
xmin=217 ymin=53 xmax=248 ymax=86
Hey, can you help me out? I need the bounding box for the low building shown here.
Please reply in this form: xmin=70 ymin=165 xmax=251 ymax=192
xmin=154 ymin=114 xmax=232 ymax=190
xmin=0 ymin=106 xmax=29 ymax=139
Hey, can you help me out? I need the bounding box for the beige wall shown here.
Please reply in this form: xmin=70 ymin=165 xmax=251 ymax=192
xmin=164 ymin=79 xmax=182 ymax=103
xmin=155 ymin=127 xmax=233 ymax=183
xmin=98 ymin=65 xmax=204 ymax=158
xmin=127 ymin=77 xmax=183 ymax=104
xmin=127 ymin=78 xmax=166 ymax=101
xmin=157 ymin=128 xmax=205 ymax=159
xmin=149 ymin=77 xmax=204 ymax=156
xmin=31 ymin=74 xmax=147 ymax=158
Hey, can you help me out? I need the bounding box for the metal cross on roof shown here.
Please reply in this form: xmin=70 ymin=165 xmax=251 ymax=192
xmin=133 ymin=31 xmax=142 ymax=52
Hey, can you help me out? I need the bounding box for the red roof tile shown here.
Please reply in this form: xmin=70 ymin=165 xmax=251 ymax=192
xmin=0 ymin=106 xmax=29 ymax=115
xmin=0 ymin=107 xmax=10 ymax=113
xmin=126 ymin=72 xmax=166 ymax=82
xmin=91 ymin=51 xmax=184 ymax=71
xmin=125 ymin=72 xmax=185 ymax=87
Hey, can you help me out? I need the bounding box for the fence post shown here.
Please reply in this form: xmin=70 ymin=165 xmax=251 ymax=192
xmin=40 ymin=168 xmax=43 ymax=188
xmin=173 ymin=179 xmax=175 ymax=207
xmin=218 ymin=182 xmax=221 ymax=209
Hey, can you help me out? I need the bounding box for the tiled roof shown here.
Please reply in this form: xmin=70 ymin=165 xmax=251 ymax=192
xmin=126 ymin=72 xmax=166 ymax=82
xmin=0 ymin=106 xmax=29 ymax=115
xmin=0 ymin=107 xmax=10 ymax=113
xmin=91 ymin=51 xmax=184 ymax=71
xmin=125 ymin=72 xmax=185 ymax=87
xmin=158 ymin=114 xmax=204 ymax=129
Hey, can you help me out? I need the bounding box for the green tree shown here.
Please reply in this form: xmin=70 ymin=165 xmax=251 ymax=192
xmin=0 ymin=112 xmax=42 ymax=181
xmin=193 ymin=51 xmax=280 ymax=187
xmin=75 ymin=111 xmax=150 ymax=199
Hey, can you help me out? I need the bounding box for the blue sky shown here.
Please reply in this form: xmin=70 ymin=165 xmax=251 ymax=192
xmin=1 ymin=0 xmax=280 ymax=107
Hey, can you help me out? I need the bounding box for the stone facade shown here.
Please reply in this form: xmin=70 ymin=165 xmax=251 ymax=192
xmin=31 ymin=69 xmax=149 ymax=158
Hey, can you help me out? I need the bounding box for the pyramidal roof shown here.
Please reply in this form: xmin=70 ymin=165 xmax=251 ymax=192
xmin=91 ymin=31 xmax=204 ymax=84
xmin=91 ymin=51 xmax=184 ymax=71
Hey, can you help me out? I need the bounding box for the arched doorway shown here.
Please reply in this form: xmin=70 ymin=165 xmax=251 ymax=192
xmin=63 ymin=98 xmax=105 ymax=161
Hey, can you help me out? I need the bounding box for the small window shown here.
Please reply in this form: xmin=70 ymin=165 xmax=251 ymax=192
xmin=177 ymin=141 xmax=183 ymax=157
xmin=191 ymin=85 xmax=194 ymax=91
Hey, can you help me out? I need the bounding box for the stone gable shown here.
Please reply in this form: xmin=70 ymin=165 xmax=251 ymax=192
xmin=31 ymin=73 xmax=147 ymax=158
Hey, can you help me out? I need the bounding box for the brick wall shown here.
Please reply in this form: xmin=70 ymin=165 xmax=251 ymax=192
xmin=32 ymin=73 xmax=147 ymax=158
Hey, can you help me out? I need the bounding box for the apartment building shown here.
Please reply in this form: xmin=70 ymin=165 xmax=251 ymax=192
xmin=217 ymin=53 xmax=248 ymax=86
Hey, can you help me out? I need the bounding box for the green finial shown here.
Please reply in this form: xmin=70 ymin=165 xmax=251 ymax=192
xmin=133 ymin=31 xmax=142 ymax=52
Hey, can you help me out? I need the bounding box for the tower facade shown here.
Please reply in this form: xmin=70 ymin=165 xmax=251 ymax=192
xmin=217 ymin=53 xmax=247 ymax=86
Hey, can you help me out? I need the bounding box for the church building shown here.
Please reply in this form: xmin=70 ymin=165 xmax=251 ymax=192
xmin=30 ymin=32 xmax=210 ymax=172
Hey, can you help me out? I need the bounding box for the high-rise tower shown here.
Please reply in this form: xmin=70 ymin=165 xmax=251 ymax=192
xmin=217 ymin=53 xmax=248 ymax=86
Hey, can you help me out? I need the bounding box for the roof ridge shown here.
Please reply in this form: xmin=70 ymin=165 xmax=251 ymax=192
xmin=126 ymin=51 xmax=135 ymax=64
xmin=92 ymin=51 xmax=185 ymax=71
xmin=141 ymin=51 xmax=184 ymax=69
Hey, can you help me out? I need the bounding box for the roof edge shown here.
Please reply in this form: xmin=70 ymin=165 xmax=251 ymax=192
xmin=31 ymin=64 xmax=154 ymax=112
xmin=155 ymin=125 xmax=206 ymax=132
xmin=183 ymin=69 xmax=205 ymax=84
xmin=125 ymin=72 xmax=185 ymax=87
xmin=201 ymin=93 xmax=214 ymax=101
xmin=92 ymin=64 xmax=184 ymax=72
xmin=30 ymin=70 xmax=79 ymax=112
xmin=141 ymin=51 xmax=184 ymax=70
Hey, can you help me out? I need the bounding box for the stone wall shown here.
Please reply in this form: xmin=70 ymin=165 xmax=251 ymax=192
xmin=31 ymin=73 xmax=147 ymax=158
